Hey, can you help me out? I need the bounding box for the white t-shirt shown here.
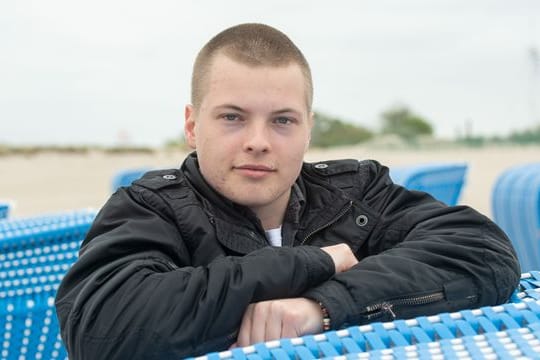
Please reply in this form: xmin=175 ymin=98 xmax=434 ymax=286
xmin=265 ymin=227 xmax=282 ymax=247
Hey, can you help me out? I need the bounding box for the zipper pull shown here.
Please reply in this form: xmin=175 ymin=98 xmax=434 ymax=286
xmin=381 ymin=303 xmax=396 ymax=320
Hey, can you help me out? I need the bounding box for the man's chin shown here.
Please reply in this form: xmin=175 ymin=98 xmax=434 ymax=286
xmin=228 ymin=191 xmax=281 ymax=208
xmin=232 ymin=196 xmax=272 ymax=209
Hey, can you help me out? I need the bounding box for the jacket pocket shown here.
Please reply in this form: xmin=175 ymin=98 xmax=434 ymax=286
xmin=358 ymin=278 xmax=479 ymax=323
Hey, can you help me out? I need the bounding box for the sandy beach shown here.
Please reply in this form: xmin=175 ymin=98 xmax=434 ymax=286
xmin=1 ymin=145 xmax=539 ymax=220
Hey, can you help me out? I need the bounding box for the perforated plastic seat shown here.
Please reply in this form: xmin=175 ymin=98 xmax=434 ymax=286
xmin=390 ymin=163 xmax=468 ymax=206
xmin=194 ymin=273 xmax=540 ymax=360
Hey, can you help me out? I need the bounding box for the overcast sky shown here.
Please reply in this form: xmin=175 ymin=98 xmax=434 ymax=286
xmin=1 ymin=0 xmax=539 ymax=146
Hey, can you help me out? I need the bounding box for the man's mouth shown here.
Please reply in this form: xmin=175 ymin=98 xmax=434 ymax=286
xmin=234 ymin=164 xmax=276 ymax=178
xmin=235 ymin=164 xmax=275 ymax=171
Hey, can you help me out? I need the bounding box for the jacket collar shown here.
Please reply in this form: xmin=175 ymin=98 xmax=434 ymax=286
xmin=180 ymin=152 xmax=349 ymax=254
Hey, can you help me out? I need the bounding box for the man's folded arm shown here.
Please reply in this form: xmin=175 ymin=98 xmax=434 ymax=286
xmin=55 ymin=188 xmax=335 ymax=359
xmin=303 ymin=162 xmax=521 ymax=329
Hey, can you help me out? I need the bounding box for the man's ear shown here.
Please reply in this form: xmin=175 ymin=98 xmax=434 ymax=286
xmin=184 ymin=105 xmax=197 ymax=149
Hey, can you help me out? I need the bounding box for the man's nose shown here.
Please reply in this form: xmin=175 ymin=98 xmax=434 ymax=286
xmin=243 ymin=122 xmax=271 ymax=153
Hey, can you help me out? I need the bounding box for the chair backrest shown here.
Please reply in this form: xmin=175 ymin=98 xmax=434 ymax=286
xmin=0 ymin=209 xmax=96 ymax=235
xmin=390 ymin=163 xmax=468 ymax=206
xmin=111 ymin=168 xmax=151 ymax=192
xmin=0 ymin=223 xmax=91 ymax=297
xmin=0 ymin=214 xmax=94 ymax=359
xmin=492 ymin=162 xmax=540 ymax=272
xmin=0 ymin=291 xmax=68 ymax=360
xmin=0 ymin=202 xmax=10 ymax=220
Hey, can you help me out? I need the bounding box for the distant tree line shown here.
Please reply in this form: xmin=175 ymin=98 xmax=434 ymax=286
xmin=458 ymin=125 xmax=540 ymax=146
xmin=507 ymin=126 xmax=540 ymax=143
xmin=310 ymin=112 xmax=373 ymax=148
xmin=310 ymin=105 xmax=433 ymax=148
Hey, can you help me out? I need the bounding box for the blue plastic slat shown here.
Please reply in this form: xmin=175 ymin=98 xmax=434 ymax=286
xmin=415 ymin=316 xmax=437 ymax=341
xmin=346 ymin=326 xmax=367 ymax=352
xmin=317 ymin=341 xmax=340 ymax=357
xmin=269 ymin=348 xmax=289 ymax=360
xmin=293 ymin=346 xmax=315 ymax=360
xmin=230 ymin=347 xmax=247 ymax=360
xmin=364 ymin=331 xmax=387 ymax=350
xmin=277 ymin=338 xmax=296 ymax=358
xmin=253 ymin=343 xmax=271 ymax=360
xmin=324 ymin=331 xmax=343 ymax=353
xmin=410 ymin=326 xmax=433 ymax=344
xmin=392 ymin=319 xmax=413 ymax=343
xmin=339 ymin=337 xmax=363 ymax=354
xmin=302 ymin=335 xmax=321 ymax=357
xmin=477 ymin=316 xmax=498 ymax=333
xmin=370 ymin=323 xmax=392 ymax=347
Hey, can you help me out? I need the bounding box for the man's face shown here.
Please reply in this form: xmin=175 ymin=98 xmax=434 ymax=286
xmin=184 ymin=54 xmax=312 ymax=221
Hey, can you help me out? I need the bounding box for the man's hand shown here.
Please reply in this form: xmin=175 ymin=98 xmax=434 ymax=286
xmin=233 ymin=244 xmax=358 ymax=348
xmin=236 ymin=298 xmax=323 ymax=347
xmin=321 ymin=243 xmax=359 ymax=273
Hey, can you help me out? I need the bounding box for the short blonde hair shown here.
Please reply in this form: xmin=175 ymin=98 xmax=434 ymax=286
xmin=191 ymin=23 xmax=313 ymax=110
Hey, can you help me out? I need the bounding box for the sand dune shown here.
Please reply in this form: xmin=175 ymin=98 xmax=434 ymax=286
xmin=1 ymin=145 xmax=539 ymax=219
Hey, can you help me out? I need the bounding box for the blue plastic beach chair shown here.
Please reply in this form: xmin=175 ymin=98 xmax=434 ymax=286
xmin=0 ymin=213 xmax=93 ymax=360
xmin=390 ymin=163 xmax=468 ymax=206
xmin=492 ymin=162 xmax=540 ymax=272
xmin=194 ymin=272 xmax=540 ymax=360
xmin=0 ymin=290 xmax=67 ymax=360
xmin=111 ymin=167 xmax=151 ymax=192
xmin=0 ymin=202 xmax=10 ymax=219
xmin=0 ymin=208 xmax=96 ymax=235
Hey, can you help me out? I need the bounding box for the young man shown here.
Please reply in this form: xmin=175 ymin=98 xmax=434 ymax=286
xmin=55 ymin=23 xmax=520 ymax=359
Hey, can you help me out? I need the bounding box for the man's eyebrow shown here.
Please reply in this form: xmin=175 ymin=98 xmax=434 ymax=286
xmin=213 ymin=104 xmax=246 ymax=112
xmin=271 ymin=108 xmax=302 ymax=115
xmin=213 ymin=105 xmax=302 ymax=115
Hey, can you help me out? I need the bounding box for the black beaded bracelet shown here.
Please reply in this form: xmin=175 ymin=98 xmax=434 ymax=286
xmin=318 ymin=302 xmax=331 ymax=331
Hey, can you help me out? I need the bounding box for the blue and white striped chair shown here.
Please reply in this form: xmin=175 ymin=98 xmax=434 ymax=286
xmin=492 ymin=163 xmax=540 ymax=272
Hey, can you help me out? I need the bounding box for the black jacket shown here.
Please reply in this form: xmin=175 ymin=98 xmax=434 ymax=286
xmin=55 ymin=153 xmax=520 ymax=359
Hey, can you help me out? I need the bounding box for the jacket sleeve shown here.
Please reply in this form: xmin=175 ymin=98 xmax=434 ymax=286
xmin=55 ymin=187 xmax=335 ymax=359
xmin=303 ymin=160 xmax=521 ymax=328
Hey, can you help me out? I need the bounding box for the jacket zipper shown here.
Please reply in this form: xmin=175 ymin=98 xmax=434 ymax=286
xmin=362 ymin=291 xmax=445 ymax=321
xmin=300 ymin=201 xmax=353 ymax=245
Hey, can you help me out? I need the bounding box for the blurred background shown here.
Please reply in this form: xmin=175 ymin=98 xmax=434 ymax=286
xmin=1 ymin=0 xmax=539 ymax=218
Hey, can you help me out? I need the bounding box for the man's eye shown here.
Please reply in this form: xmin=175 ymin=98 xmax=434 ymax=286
xmin=223 ymin=114 xmax=239 ymax=121
xmin=275 ymin=117 xmax=292 ymax=125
